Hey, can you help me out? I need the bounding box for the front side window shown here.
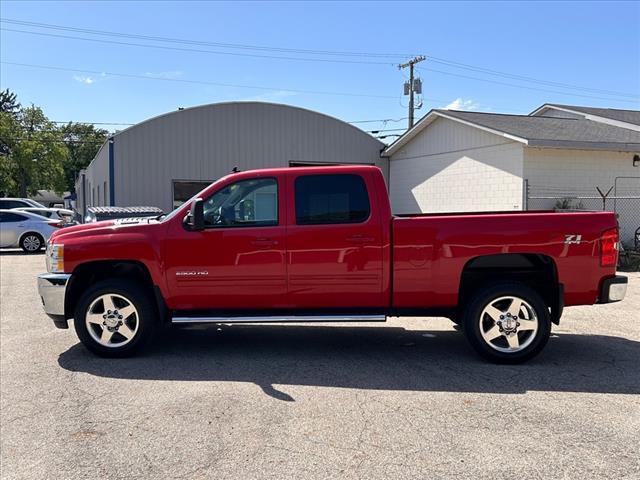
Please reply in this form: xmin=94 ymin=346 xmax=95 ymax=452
xmin=203 ymin=178 xmax=278 ymax=228
xmin=295 ymin=174 xmax=370 ymax=225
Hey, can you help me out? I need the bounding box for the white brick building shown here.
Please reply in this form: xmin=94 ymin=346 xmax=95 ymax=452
xmin=383 ymin=104 xmax=640 ymax=245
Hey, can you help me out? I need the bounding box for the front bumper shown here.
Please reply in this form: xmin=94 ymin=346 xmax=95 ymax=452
xmin=37 ymin=273 xmax=71 ymax=328
xmin=599 ymin=275 xmax=628 ymax=303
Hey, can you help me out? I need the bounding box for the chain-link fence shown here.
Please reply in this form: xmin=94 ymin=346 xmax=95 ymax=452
xmin=525 ymin=177 xmax=640 ymax=252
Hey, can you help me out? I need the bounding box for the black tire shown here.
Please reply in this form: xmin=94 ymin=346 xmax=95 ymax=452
xmin=20 ymin=232 xmax=44 ymax=253
xmin=462 ymin=282 xmax=551 ymax=364
xmin=73 ymin=279 xmax=157 ymax=357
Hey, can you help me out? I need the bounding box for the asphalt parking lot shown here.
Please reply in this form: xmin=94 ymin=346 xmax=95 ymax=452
xmin=1 ymin=251 xmax=639 ymax=479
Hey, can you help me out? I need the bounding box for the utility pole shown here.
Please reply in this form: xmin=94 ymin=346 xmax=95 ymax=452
xmin=399 ymin=56 xmax=426 ymax=129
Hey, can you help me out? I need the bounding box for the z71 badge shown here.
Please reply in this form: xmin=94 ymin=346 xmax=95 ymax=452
xmin=565 ymin=234 xmax=582 ymax=244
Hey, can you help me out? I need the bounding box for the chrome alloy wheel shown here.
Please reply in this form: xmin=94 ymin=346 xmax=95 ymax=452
xmin=478 ymin=296 xmax=539 ymax=353
xmin=23 ymin=235 xmax=41 ymax=251
xmin=85 ymin=294 xmax=139 ymax=348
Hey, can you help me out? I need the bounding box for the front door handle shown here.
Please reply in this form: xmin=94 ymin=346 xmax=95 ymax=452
xmin=346 ymin=235 xmax=375 ymax=244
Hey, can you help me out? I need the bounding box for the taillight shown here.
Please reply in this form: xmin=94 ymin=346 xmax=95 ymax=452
xmin=49 ymin=221 xmax=64 ymax=229
xmin=600 ymin=228 xmax=619 ymax=267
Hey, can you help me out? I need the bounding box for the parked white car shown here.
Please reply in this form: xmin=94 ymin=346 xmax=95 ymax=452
xmin=0 ymin=210 xmax=63 ymax=252
xmin=0 ymin=198 xmax=46 ymax=210
xmin=15 ymin=207 xmax=75 ymax=224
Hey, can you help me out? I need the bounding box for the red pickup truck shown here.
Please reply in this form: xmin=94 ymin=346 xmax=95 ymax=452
xmin=37 ymin=165 xmax=627 ymax=363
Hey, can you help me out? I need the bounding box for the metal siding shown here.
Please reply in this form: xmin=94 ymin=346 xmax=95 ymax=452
xmin=111 ymin=102 xmax=386 ymax=212
xmin=80 ymin=143 xmax=110 ymax=210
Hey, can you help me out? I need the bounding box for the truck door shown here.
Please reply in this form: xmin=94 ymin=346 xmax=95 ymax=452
xmin=163 ymin=175 xmax=287 ymax=310
xmin=285 ymin=171 xmax=384 ymax=309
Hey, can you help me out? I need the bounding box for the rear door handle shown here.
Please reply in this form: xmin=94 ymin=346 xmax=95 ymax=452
xmin=251 ymin=237 xmax=279 ymax=248
xmin=346 ymin=235 xmax=375 ymax=244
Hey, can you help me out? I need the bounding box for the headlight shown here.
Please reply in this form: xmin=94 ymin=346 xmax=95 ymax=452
xmin=47 ymin=244 xmax=65 ymax=273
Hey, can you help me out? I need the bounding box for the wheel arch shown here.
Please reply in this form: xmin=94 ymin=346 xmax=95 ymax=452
xmin=18 ymin=230 xmax=45 ymax=247
xmin=65 ymin=260 xmax=168 ymax=323
xmin=458 ymin=253 xmax=563 ymax=324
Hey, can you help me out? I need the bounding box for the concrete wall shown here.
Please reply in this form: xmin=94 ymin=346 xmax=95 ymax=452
xmin=388 ymin=117 xmax=524 ymax=213
xmin=80 ymin=102 xmax=386 ymax=213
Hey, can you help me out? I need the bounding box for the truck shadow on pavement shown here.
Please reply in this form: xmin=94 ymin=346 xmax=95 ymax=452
xmin=58 ymin=325 xmax=640 ymax=401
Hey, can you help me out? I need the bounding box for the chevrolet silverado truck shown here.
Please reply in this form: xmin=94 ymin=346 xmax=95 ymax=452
xmin=37 ymin=165 xmax=627 ymax=363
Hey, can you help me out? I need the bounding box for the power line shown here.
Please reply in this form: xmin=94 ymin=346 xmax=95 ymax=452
xmin=3 ymin=17 xmax=637 ymax=99
xmin=417 ymin=66 xmax=640 ymax=104
xmin=426 ymin=57 xmax=639 ymax=99
xmin=6 ymin=28 xmax=638 ymax=105
xmin=50 ymin=120 xmax=134 ymax=126
xmin=348 ymin=117 xmax=408 ymax=124
xmin=2 ymin=137 xmax=106 ymax=144
xmin=0 ymin=18 xmax=418 ymax=59
xmin=0 ymin=28 xmax=396 ymax=66
xmin=1 ymin=61 xmax=400 ymax=99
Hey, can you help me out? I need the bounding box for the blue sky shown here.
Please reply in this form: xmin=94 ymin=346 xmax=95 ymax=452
xmin=1 ymin=1 xmax=639 ymax=140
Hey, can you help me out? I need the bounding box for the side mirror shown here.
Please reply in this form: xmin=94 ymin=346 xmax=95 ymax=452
xmin=186 ymin=198 xmax=204 ymax=231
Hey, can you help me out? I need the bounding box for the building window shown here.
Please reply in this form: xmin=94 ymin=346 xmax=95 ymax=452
xmin=295 ymin=174 xmax=370 ymax=225
xmin=172 ymin=181 xmax=212 ymax=209
xmin=202 ymin=178 xmax=277 ymax=228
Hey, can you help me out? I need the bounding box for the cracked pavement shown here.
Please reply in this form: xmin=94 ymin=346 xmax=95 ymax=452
xmin=1 ymin=251 xmax=639 ymax=479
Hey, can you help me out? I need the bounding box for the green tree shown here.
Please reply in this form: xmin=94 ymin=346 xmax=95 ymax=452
xmin=60 ymin=123 xmax=109 ymax=192
xmin=0 ymin=106 xmax=67 ymax=197
xmin=0 ymin=89 xmax=21 ymax=118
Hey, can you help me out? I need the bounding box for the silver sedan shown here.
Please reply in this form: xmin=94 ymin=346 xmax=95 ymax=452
xmin=0 ymin=209 xmax=63 ymax=252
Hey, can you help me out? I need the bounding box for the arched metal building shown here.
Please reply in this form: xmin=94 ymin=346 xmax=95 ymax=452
xmin=76 ymin=102 xmax=387 ymax=215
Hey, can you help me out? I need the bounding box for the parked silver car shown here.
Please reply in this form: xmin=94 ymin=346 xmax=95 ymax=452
xmin=15 ymin=207 xmax=75 ymax=224
xmin=0 ymin=210 xmax=63 ymax=252
xmin=0 ymin=198 xmax=46 ymax=210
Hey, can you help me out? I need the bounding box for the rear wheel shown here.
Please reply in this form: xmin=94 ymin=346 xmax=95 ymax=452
xmin=20 ymin=233 xmax=44 ymax=253
xmin=462 ymin=282 xmax=551 ymax=363
xmin=74 ymin=279 xmax=157 ymax=357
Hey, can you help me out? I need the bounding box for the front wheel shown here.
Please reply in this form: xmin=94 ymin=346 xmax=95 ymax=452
xmin=74 ymin=279 xmax=157 ymax=357
xmin=462 ymin=282 xmax=551 ymax=364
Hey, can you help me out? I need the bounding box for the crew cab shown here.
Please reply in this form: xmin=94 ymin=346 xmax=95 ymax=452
xmin=37 ymin=166 xmax=627 ymax=363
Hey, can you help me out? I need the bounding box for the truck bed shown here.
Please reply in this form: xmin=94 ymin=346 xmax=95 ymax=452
xmin=391 ymin=210 xmax=618 ymax=308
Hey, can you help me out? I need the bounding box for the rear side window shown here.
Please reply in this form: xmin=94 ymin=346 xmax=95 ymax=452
xmin=0 ymin=212 xmax=26 ymax=223
xmin=0 ymin=200 xmax=28 ymax=209
xmin=295 ymin=174 xmax=370 ymax=225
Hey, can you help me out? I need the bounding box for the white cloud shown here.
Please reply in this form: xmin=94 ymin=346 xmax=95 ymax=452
xmin=444 ymin=98 xmax=480 ymax=111
xmin=73 ymin=75 xmax=95 ymax=85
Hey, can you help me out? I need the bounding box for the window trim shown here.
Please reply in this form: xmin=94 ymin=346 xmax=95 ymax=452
xmin=201 ymin=176 xmax=280 ymax=230
xmin=294 ymin=173 xmax=372 ymax=226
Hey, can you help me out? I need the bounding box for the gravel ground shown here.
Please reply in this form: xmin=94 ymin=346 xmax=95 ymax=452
xmin=1 ymin=251 xmax=639 ymax=479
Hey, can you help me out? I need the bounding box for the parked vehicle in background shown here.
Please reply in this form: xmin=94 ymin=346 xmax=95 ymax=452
xmin=15 ymin=207 xmax=75 ymax=224
xmin=0 ymin=198 xmax=46 ymax=210
xmin=84 ymin=206 xmax=164 ymax=223
xmin=0 ymin=210 xmax=64 ymax=252
xmin=37 ymin=166 xmax=627 ymax=362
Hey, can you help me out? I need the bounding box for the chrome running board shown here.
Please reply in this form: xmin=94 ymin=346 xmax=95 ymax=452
xmin=171 ymin=314 xmax=387 ymax=324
